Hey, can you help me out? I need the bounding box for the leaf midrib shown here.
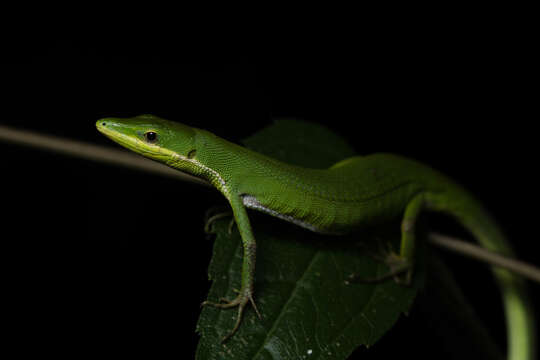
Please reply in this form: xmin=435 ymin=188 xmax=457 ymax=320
xmin=250 ymin=251 xmax=382 ymax=360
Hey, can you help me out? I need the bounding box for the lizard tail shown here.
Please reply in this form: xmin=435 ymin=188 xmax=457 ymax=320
xmin=429 ymin=192 xmax=536 ymax=360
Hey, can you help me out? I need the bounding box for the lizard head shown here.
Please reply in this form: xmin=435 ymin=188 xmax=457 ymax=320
xmin=96 ymin=114 xmax=198 ymax=165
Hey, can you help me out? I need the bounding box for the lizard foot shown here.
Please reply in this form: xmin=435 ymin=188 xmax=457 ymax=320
xmin=347 ymin=246 xmax=413 ymax=286
xmin=201 ymin=289 xmax=261 ymax=343
xmin=204 ymin=206 xmax=235 ymax=235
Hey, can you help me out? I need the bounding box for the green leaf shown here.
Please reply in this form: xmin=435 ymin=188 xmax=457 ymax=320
xmin=196 ymin=119 xmax=422 ymax=359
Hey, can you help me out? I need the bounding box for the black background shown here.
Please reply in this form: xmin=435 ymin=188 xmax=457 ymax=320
xmin=2 ymin=26 xmax=537 ymax=359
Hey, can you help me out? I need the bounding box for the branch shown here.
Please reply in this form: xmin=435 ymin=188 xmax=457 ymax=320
xmin=0 ymin=124 xmax=209 ymax=187
xmin=428 ymin=232 xmax=540 ymax=283
xmin=2 ymin=124 xmax=539 ymax=284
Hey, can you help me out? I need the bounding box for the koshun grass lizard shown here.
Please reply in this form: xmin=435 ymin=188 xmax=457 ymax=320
xmin=97 ymin=115 xmax=535 ymax=360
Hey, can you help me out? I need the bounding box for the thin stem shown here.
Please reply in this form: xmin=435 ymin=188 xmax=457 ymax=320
xmin=428 ymin=232 xmax=540 ymax=283
xmin=2 ymin=125 xmax=539 ymax=283
xmin=0 ymin=124 xmax=209 ymax=187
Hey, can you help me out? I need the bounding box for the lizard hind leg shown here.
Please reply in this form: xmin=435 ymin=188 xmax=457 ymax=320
xmin=398 ymin=192 xmax=426 ymax=285
xmin=348 ymin=193 xmax=425 ymax=286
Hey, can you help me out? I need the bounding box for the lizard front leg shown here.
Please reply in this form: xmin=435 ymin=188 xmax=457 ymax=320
xmin=201 ymin=195 xmax=261 ymax=342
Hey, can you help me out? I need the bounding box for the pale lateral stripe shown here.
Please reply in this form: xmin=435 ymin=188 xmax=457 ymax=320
xmin=241 ymin=194 xmax=328 ymax=233
xmin=171 ymin=152 xmax=229 ymax=197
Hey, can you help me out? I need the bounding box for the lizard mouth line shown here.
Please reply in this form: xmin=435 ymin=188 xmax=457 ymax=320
xmin=96 ymin=124 xmax=164 ymax=158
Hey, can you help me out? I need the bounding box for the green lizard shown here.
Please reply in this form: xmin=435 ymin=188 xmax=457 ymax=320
xmin=96 ymin=114 xmax=535 ymax=360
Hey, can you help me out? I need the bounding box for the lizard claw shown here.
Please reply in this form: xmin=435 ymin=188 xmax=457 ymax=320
xmin=347 ymin=247 xmax=412 ymax=285
xmin=201 ymin=289 xmax=261 ymax=342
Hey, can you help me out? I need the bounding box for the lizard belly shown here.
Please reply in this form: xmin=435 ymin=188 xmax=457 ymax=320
xmin=241 ymin=194 xmax=343 ymax=234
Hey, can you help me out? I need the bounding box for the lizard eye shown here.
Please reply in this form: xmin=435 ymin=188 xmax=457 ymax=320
xmin=144 ymin=131 xmax=158 ymax=143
